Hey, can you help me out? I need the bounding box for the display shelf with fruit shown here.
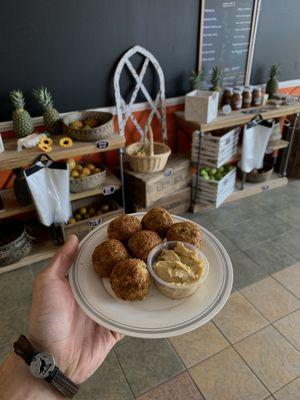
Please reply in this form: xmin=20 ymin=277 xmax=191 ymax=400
xmin=0 ymin=169 xmax=121 ymax=220
xmin=61 ymin=196 xmax=123 ymax=242
xmin=0 ymin=134 xmax=125 ymax=171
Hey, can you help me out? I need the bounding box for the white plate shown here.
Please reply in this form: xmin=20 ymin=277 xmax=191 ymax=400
xmin=69 ymin=213 xmax=233 ymax=338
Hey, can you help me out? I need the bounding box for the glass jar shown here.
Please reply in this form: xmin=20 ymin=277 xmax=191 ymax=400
xmin=242 ymin=87 xmax=253 ymax=109
xmin=221 ymin=87 xmax=233 ymax=107
xmin=252 ymin=87 xmax=262 ymax=106
xmin=231 ymin=89 xmax=243 ymax=111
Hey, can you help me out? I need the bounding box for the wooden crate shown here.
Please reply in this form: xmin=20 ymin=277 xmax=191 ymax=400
xmin=61 ymin=196 xmax=123 ymax=242
xmin=124 ymin=155 xmax=190 ymax=208
xmin=133 ymin=187 xmax=191 ymax=215
xmin=193 ymin=167 xmax=237 ymax=208
xmin=191 ymin=127 xmax=240 ymax=168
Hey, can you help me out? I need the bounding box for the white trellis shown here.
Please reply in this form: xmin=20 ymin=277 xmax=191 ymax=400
xmin=114 ymin=45 xmax=167 ymax=142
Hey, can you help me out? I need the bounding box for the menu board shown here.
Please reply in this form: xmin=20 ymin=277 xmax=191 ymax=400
xmin=200 ymin=0 xmax=255 ymax=88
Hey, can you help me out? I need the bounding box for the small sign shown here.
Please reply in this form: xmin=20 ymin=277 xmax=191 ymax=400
xmin=103 ymin=185 xmax=115 ymax=196
xmin=0 ymin=134 xmax=4 ymax=154
xmin=96 ymin=140 xmax=109 ymax=149
xmin=262 ymin=184 xmax=270 ymax=191
xmin=89 ymin=218 xmax=102 ymax=227
xmin=164 ymin=168 xmax=173 ymax=178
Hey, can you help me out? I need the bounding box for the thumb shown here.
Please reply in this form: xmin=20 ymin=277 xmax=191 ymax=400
xmin=46 ymin=234 xmax=79 ymax=278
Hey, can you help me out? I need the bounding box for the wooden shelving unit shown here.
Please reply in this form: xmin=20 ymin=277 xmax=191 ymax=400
xmin=0 ymin=134 xmax=125 ymax=171
xmin=0 ymin=133 xmax=126 ymax=274
xmin=0 ymin=170 xmax=121 ymax=220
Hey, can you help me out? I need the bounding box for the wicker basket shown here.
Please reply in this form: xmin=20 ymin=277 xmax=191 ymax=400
xmin=70 ymin=165 xmax=106 ymax=193
xmin=62 ymin=111 xmax=114 ymax=142
xmin=0 ymin=221 xmax=32 ymax=267
xmin=125 ymin=128 xmax=171 ymax=173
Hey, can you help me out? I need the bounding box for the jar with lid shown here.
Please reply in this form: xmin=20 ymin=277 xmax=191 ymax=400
xmin=242 ymin=86 xmax=253 ymax=109
xmin=221 ymin=87 xmax=233 ymax=107
xmin=252 ymin=87 xmax=262 ymax=106
xmin=231 ymin=89 xmax=243 ymax=111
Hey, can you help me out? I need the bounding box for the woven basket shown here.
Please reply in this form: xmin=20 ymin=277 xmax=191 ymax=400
xmin=70 ymin=165 xmax=106 ymax=193
xmin=62 ymin=111 xmax=114 ymax=142
xmin=0 ymin=221 xmax=32 ymax=267
xmin=126 ymin=128 xmax=171 ymax=173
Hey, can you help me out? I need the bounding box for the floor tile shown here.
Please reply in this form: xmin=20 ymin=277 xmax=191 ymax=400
xmin=213 ymin=292 xmax=268 ymax=343
xmin=189 ymin=347 xmax=269 ymax=400
xmin=244 ymin=241 xmax=297 ymax=274
xmin=235 ymin=326 xmax=300 ymax=393
xmin=136 ymin=372 xmax=203 ymax=400
xmin=31 ymin=260 xmax=48 ymax=277
xmin=273 ymin=309 xmax=300 ymax=351
xmin=0 ymin=342 xmax=12 ymax=364
xmin=169 ymin=321 xmax=229 ymax=368
xmin=115 ymin=338 xmax=184 ymax=396
xmin=273 ymin=263 xmax=300 ymax=298
xmin=251 ymin=188 xmax=291 ymax=212
xmin=211 ymin=229 xmax=238 ymax=254
xmin=77 ymin=351 xmax=134 ymax=400
xmin=240 ymin=277 xmax=300 ymax=322
xmin=0 ymin=267 xmax=33 ymax=309
xmin=229 ymin=250 xmax=268 ymax=290
xmin=0 ymin=302 xmax=31 ymax=348
xmin=271 ymin=230 xmax=300 ymax=261
xmin=198 ymin=200 xmax=266 ymax=231
xmin=276 ymin=205 xmax=300 ymax=229
xmin=273 ymin=377 xmax=300 ymax=400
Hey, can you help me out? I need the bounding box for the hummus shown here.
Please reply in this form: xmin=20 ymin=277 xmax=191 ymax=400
xmin=153 ymin=242 xmax=204 ymax=285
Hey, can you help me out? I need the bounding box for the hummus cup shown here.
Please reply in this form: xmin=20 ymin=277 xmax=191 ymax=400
xmin=147 ymin=241 xmax=209 ymax=299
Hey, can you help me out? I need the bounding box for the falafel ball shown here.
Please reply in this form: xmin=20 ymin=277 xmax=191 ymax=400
xmin=107 ymin=214 xmax=142 ymax=242
xmin=128 ymin=230 xmax=162 ymax=261
xmin=110 ymin=258 xmax=150 ymax=301
xmin=167 ymin=221 xmax=202 ymax=248
xmin=92 ymin=239 xmax=128 ymax=278
xmin=141 ymin=207 xmax=174 ymax=237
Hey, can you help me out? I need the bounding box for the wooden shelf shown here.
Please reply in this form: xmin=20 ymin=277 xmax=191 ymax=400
xmin=0 ymin=134 xmax=125 ymax=171
xmin=192 ymin=173 xmax=288 ymax=213
xmin=0 ymin=170 xmax=121 ymax=220
xmin=175 ymin=104 xmax=300 ymax=133
xmin=0 ymin=239 xmax=59 ymax=275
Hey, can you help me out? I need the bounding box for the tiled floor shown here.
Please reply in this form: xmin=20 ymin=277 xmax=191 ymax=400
xmin=1 ymin=181 xmax=300 ymax=399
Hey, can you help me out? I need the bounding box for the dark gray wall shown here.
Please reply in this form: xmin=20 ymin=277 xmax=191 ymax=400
xmin=0 ymin=0 xmax=200 ymax=121
xmin=251 ymin=0 xmax=300 ymax=84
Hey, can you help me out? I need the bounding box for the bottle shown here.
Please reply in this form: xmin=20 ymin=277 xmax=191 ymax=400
xmin=231 ymin=89 xmax=243 ymax=111
xmin=242 ymin=87 xmax=253 ymax=109
xmin=252 ymin=87 xmax=262 ymax=106
xmin=221 ymin=87 xmax=233 ymax=107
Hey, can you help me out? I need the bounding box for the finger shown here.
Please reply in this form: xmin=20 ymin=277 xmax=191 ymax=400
xmin=45 ymin=234 xmax=79 ymax=278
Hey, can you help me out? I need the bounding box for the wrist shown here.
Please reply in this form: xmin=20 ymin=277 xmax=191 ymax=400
xmin=0 ymin=353 xmax=64 ymax=400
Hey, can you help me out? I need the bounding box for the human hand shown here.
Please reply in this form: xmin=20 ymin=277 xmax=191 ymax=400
xmin=28 ymin=234 xmax=122 ymax=384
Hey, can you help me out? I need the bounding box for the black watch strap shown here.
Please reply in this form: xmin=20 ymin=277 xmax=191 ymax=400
xmin=13 ymin=335 xmax=80 ymax=398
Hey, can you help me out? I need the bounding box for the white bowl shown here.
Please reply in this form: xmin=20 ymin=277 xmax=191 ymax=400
xmin=147 ymin=241 xmax=209 ymax=299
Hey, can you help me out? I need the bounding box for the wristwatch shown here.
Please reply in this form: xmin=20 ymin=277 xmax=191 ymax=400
xmin=13 ymin=335 xmax=80 ymax=398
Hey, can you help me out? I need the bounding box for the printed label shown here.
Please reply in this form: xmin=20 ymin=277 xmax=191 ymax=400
xmin=103 ymin=185 xmax=115 ymax=196
xmin=96 ymin=140 xmax=109 ymax=149
xmin=89 ymin=218 xmax=102 ymax=227
xmin=262 ymin=184 xmax=270 ymax=191
xmin=164 ymin=168 xmax=174 ymax=177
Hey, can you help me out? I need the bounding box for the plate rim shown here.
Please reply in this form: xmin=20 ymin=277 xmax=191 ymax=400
xmin=69 ymin=213 xmax=233 ymax=338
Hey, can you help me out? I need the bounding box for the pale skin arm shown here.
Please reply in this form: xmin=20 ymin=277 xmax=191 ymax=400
xmin=0 ymin=235 xmax=122 ymax=400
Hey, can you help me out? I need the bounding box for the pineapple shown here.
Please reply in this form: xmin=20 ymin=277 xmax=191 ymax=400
xmin=210 ymin=66 xmax=224 ymax=92
xmin=33 ymin=86 xmax=61 ymax=135
xmin=266 ymin=64 xmax=280 ymax=99
xmin=13 ymin=168 xmax=32 ymax=206
xmin=10 ymin=90 xmax=33 ymax=138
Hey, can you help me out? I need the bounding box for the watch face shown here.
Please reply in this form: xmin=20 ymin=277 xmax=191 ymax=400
xmin=29 ymin=352 xmax=56 ymax=378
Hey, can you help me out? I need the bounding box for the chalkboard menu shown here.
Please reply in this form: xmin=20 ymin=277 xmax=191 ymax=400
xmin=200 ymin=0 xmax=255 ymax=88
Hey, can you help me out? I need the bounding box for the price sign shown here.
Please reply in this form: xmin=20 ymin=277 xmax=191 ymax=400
xmin=103 ymin=185 xmax=115 ymax=196
xmin=96 ymin=140 xmax=109 ymax=149
xmin=164 ymin=168 xmax=173 ymax=178
xmin=89 ymin=218 xmax=102 ymax=227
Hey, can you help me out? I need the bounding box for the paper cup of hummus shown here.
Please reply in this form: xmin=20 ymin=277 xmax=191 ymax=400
xmin=147 ymin=241 xmax=209 ymax=299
